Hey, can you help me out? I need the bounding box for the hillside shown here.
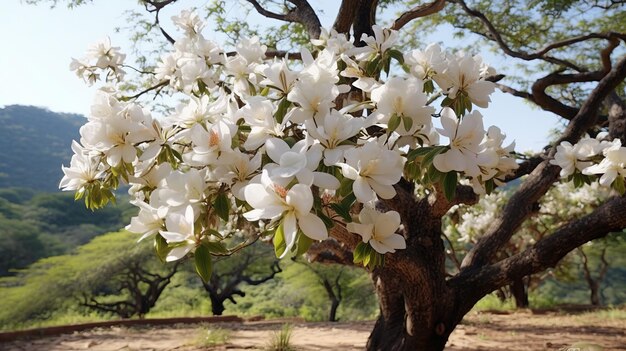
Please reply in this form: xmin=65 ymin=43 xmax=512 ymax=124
xmin=0 ymin=105 xmax=84 ymax=192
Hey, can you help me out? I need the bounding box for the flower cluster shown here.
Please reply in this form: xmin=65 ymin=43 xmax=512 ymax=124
xmin=551 ymin=133 xmax=626 ymax=192
xmin=70 ymin=37 xmax=126 ymax=85
xmin=60 ymin=10 xmax=516 ymax=274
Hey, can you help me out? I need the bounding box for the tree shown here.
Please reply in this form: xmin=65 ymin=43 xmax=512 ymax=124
xmin=82 ymin=257 xmax=180 ymax=319
xmin=51 ymin=1 xmax=626 ymax=350
xmin=293 ymin=260 xmax=348 ymax=322
xmin=200 ymin=242 xmax=282 ymax=315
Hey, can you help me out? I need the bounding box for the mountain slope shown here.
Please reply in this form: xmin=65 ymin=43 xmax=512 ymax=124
xmin=0 ymin=105 xmax=84 ymax=192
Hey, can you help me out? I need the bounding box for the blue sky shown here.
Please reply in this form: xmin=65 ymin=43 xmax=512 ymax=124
xmin=0 ymin=0 xmax=561 ymax=151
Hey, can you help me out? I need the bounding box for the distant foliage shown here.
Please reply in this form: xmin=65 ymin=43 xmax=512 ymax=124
xmin=0 ymin=188 xmax=134 ymax=275
xmin=0 ymin=105 xmax=84 ymax=191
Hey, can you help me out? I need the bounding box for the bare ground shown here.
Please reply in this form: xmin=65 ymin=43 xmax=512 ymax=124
xmin=2 ymin=311 xmax=625 ymax=351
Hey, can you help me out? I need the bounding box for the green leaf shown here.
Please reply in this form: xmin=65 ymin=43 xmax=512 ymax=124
xmin=613 ymin=176 xmax=626 ymax=195
xmin=421 ymin=146 xmax=447 ymax=169
xmin=366 ymin=57 xmax=381 ymax=76
xmin=318 ymin=211 xmax=335 ymax=229
xmin=407 ymin=146 xmax=434 ymax=162
xmin=155 ymin=234 xmax=170 ymax=263
xmin=194 ymin=244 xmax=213 ymax=283
xmin=213 ymin=192 xmax=230 ymax=222
xmin=388 ymin=113 xmax=401 ymax=133
xmin=387 ymin=49 xmax=404 ymax=65
xmin=402 ymin=116 xmax=413 ymax=131
xmin=330 ymin=203 xmax=352 ymax=222
xmin=205 ymin=228 xmax=224 ymax=239
xmin=205 ymin=241 xmax=229 ymax=255
xmin=340 ymin=192 xmax=357 ymax=210
xmin=423 ymin=80 xmax=435 ymax=94
xmin=573 ymin=172 xmax=584 ymax=188
xmin=485 ymin=179 xmax=495 ymax=194
xmin=274 ymin=98 xmax=291 ymax=124
xmin=443 ymin=171 xmax=458 ymax=201
xmin=295 ymin=232 xmax=313 ymax=256
xmin=353 ymin=242 xmax=368 ymax=264
xmin=339 ymin=177 xmax=353 ymax=197
xmin=273 ymin=222 xmax=287 ymax=258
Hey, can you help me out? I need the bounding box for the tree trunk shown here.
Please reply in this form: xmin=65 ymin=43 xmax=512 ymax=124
xmin=365 ymin=270 xmax=458 ymax=351
xmin=510 ymin=277 xmax=529 ymax=308
xmin=329 ymin=297 xmax=340 ymax=322
xmin=211 ymin=298 xmax=226 ymax=316
xmin=589 ymin=281 xmax=601 ymax=306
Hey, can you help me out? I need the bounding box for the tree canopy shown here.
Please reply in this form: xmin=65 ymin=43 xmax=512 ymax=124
xmin=27 ymin=1 xmax=626 ymax=350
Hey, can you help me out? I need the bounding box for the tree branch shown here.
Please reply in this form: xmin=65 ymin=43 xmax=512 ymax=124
xmin=390 ymin=0 xmax=446 ymax=31
xmin=451 ymin=194 xmax=626 ymax=305
xmin=461 ymin=54 xmax=626 ymax=270
xmin=333 ymin=0 xmax=359 ymax=34
xmin=245 ymin=0 xmax=322 ymax=39
xmin=450 ymin=0 xmax=625 ymax=71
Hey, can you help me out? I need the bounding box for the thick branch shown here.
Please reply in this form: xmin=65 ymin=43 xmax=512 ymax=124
xmin=241 ymin=262 xmax=282 ymax=285
xmin=353 ymin=0 xmax=378 ymax=45
xmin=390 ymin=0 xmax=446 ymax=31
xmin=462 ymin=54 xmax=626 ymax=270
xmin=333 ymin=0 xmax=359 ymax=34
xmin=607 ymin=92 xmax=626 ymax=143
xmin=451 ymin=195 xmax=626 ymax=304
xmin=308 ymin=238 xmax=355 ymax=265
xmin=245 ymin=0 xmax=322 ymax=39
xmin=429 ymin=184 xmax=479 ymax=218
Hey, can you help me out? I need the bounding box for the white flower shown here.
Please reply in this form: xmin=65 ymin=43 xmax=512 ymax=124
xmin=159 ymin=206 xmax=197 ymax=261
xmin=311 ymin=28 xmax=354 ymax=55
xmin=151 ymin=168 xmax=208 ymax=214
xmin=347 ymin=207 xmax=405 ymax=254
xmin=352 ymin=25 xmax=398 ymax=61
xmin=405 ymin=43 xmax=444 ymax=80
xmin=172 ymin=10 xmax=205 ymax=36
xmin=550 ymin=140 xmax=596 ymax=178
xmin=582 ymin=140 xmax=626 ymax=186
xmin=214 ymin=150 xmax=262 ymax=200
xmin=59 ymin=141 xmax=104 ymax=191
xmin=339 ymin=141 xmax=406 ymax=203
xmin=265 ymin=138 xmax=340 ymax=189
xmin=286 ymin=49 xmax=346 ymax=123
xmin=126 ymin=200 xmax=164 ymax=242
xmin=433 ymin=53 xmax=495 ymax=108
xmin=370 ymin=77 xmax=434 ymax=134
xmin=305 ymin=110 xmax=364 ymax=166
xmin=187 ymin=121 xmax=232 ymax=166
xmin=340 ymin=55 xmax=380 ymax=92
xmin=433 ymin=109 xmax=490 ymax=177
xmin=257 ymin=59 xmax=297 ymax=95
xmin=239 ymin=96 xmax=286 ymax=150
xmin=243 ymin=171 xmax=328 ymax=257
xmin=236 ymin=36 xmax=267 ymax=64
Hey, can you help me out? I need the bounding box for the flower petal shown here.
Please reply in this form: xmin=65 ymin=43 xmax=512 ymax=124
xmin=298 ymin=213 xmax=328 ymax=240
xmin=286 ymin=184 xmax=313 ymax=215
xmin=353 ymin=177 xmax=376 ymax=203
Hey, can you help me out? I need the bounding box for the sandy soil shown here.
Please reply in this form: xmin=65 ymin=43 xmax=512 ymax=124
xmin=2 ymin=311 xmax=625 ymax=351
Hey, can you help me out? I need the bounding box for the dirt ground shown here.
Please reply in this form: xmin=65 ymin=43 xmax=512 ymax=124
xmin=2 ymin=311 xmax=625 ymax=351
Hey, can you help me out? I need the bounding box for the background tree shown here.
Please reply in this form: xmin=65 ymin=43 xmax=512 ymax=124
xmin=42 ymin=1 xmax=626 ymax=350
xmin=199 ymin=242 xmax=282 ymax=315
xmin=82 ymin=254 xmax=180 ymax=319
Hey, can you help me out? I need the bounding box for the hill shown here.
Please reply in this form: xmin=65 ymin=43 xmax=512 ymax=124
xmin=0 ymin=105 xmax=84 ymax=192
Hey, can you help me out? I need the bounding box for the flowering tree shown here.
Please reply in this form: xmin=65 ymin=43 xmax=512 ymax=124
xmin=56 ymin=1 xmax=626 ymax=350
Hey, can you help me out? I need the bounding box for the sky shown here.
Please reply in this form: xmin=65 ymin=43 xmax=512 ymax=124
xmin=0 ymin=0 xmax=562 ymax=152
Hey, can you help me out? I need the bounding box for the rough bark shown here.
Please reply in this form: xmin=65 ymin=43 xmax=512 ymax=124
xmin=607 ymin=92 xmax=626 ymax=144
